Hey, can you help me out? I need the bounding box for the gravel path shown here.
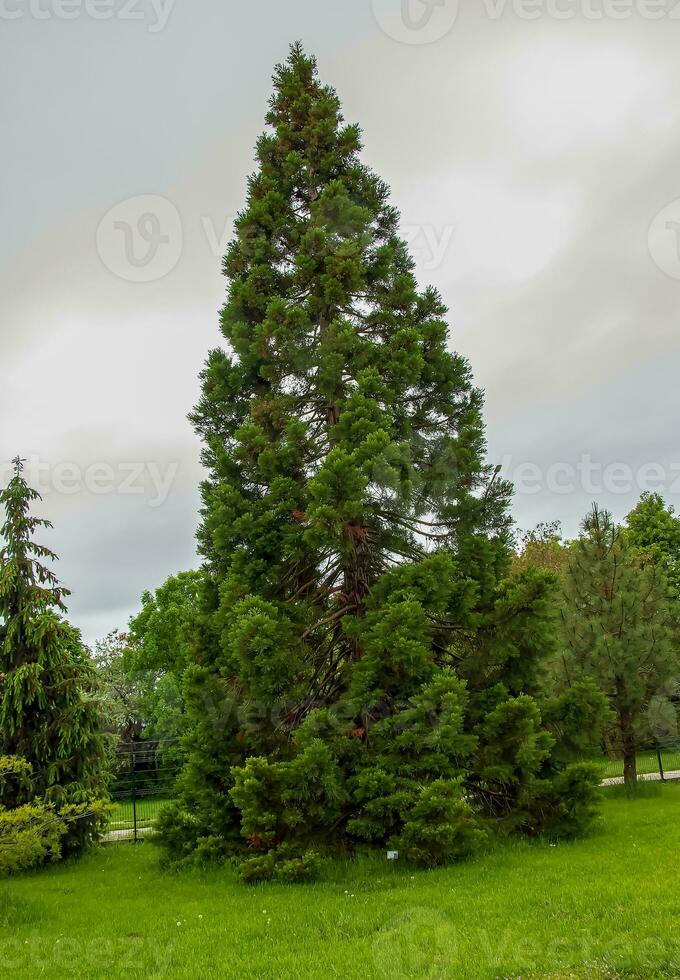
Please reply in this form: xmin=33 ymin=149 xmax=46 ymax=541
xmin=602 ymin=769 xmax=680 ymax=786
xmin=102 ymin=827 xmax=154 ymax=842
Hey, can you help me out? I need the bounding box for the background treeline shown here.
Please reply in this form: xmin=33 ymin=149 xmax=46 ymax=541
xmin=97 ymin=491 xmax=680 ymax=799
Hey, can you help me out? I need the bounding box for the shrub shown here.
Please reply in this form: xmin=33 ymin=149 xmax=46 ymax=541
xmin=392 ymin=780 xmax=487 ymax=867
xmin=0 ymin=801 xmax=65 ymax=876
xmin=238 ymin=846 xmax=323 ymax=884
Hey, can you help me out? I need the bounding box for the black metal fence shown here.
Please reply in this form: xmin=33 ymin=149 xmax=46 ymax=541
xmin=106 ymin=739 xmax=180 ymax=841
xmin=600 ymin=741 xmax=680 ymax=782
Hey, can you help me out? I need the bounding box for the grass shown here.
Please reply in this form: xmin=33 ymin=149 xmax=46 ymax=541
xmin=2 ymin=785 xmax=680 ymax=979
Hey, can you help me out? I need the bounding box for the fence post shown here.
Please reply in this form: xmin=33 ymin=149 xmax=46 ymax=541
xmin=132 ymin=748 xmax=138 ymax=842
xmin=657 ymin=747 xmax=666 ymax=782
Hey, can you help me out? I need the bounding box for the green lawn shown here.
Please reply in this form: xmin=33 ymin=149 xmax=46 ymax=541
xmin=2 ymin=785 xmax=680 ymax=979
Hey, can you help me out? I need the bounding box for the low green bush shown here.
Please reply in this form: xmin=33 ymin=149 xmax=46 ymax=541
xmin=0 ymin=754 xmax=109 ymax=875
xmin=0 ymin=800 xmax=65 ymax=876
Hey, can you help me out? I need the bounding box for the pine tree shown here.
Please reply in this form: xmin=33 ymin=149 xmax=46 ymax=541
xmin=159 ymin=46 xmax=603 ymax=877
xmin=560 ymin=505 xmax=678 ymax=785
xmin=0 ymin=458 xmax=108 ymax=852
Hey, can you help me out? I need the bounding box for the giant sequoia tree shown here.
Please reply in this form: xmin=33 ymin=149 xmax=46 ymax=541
xmin=0 ymin=459 xmax=108 ymax=853
xmin=160 ymin=46 xmax=602 ymax=879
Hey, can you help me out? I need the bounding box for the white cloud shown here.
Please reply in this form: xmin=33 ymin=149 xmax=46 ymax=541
xmin=422 ymin=169 xmax=578 ymax=283
xmin=501 ymin=40 xmax=668 ymax=154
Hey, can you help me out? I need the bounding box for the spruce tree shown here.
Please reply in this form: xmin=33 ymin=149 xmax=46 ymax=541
xmin=160 ymin=46 xmax=603 ymax=877
xmin=0 ymin=458 xmax=108 ymax=851
xmin=560 ymin=505 xmax=678 ymax=785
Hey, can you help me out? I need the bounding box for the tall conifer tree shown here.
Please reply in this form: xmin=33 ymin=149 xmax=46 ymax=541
xmin=161 ymin=47 xmax=602 ymax=878
xmin=0 ymin=458 xmax=107 ymax=851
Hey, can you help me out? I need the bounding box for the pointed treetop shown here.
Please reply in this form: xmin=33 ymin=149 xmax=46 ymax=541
xmin=12 ymin=456 xmax=25 ymax=477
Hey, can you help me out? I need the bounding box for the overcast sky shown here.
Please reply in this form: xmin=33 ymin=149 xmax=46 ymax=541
xmin=3 ymin=0 xmax=680 ymax=644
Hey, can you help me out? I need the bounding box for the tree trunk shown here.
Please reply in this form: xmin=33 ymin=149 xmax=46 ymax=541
xmin=616 ymin=679 xmax=637 ymax=786
xmin=622 ymin=740 xmax=637 ymax=786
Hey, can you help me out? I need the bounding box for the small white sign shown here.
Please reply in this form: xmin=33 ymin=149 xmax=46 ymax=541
xmin=386 ymin=850 xmax=399 ymax=861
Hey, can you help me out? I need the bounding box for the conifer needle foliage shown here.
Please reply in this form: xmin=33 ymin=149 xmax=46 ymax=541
xmin=158 ymin=46 xmax=604 ymax=880
xmin=0 ymin=458 xmax=108 ymax=856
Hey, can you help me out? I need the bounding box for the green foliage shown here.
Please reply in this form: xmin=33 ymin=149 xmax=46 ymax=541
xmin=541 ymin=678 xmax=614 ymax=766
xmin=0 ymin=754 xmax=107 ymax=875
xmin=124 ymin=570 xmax=203 ymax=748
xmin=91 ymin=630 xmax=146 ymax=743
xmin=512 ymin=521 xmax=571 ymax=579
xmin=0 ymin=799 xmax=65 ymax=876
xmin=523 ymin=762 xmax=603 ymax=841
xmin=391 ymin=779 xmax=486 ymax=867
xmin=238 ymin=846 xmax=323 ymax=884
xmin=0 ymin=753 xmax=33 ymax=800
xmin=625 ymin=492 xmax=680 ymax=598
xmin=0 ymin=459 xmax=109 ymax=853
xmin=158 ymin=46 xmax=601 ymax=879
xmin=127 ymin=571 xmax=201 ymax=680
xmin=227 ymin=596 xmax=307 ymax=704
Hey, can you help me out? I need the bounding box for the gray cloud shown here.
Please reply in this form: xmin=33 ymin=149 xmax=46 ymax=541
xmin=3 ymin=4 xmax=680 ymax=642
